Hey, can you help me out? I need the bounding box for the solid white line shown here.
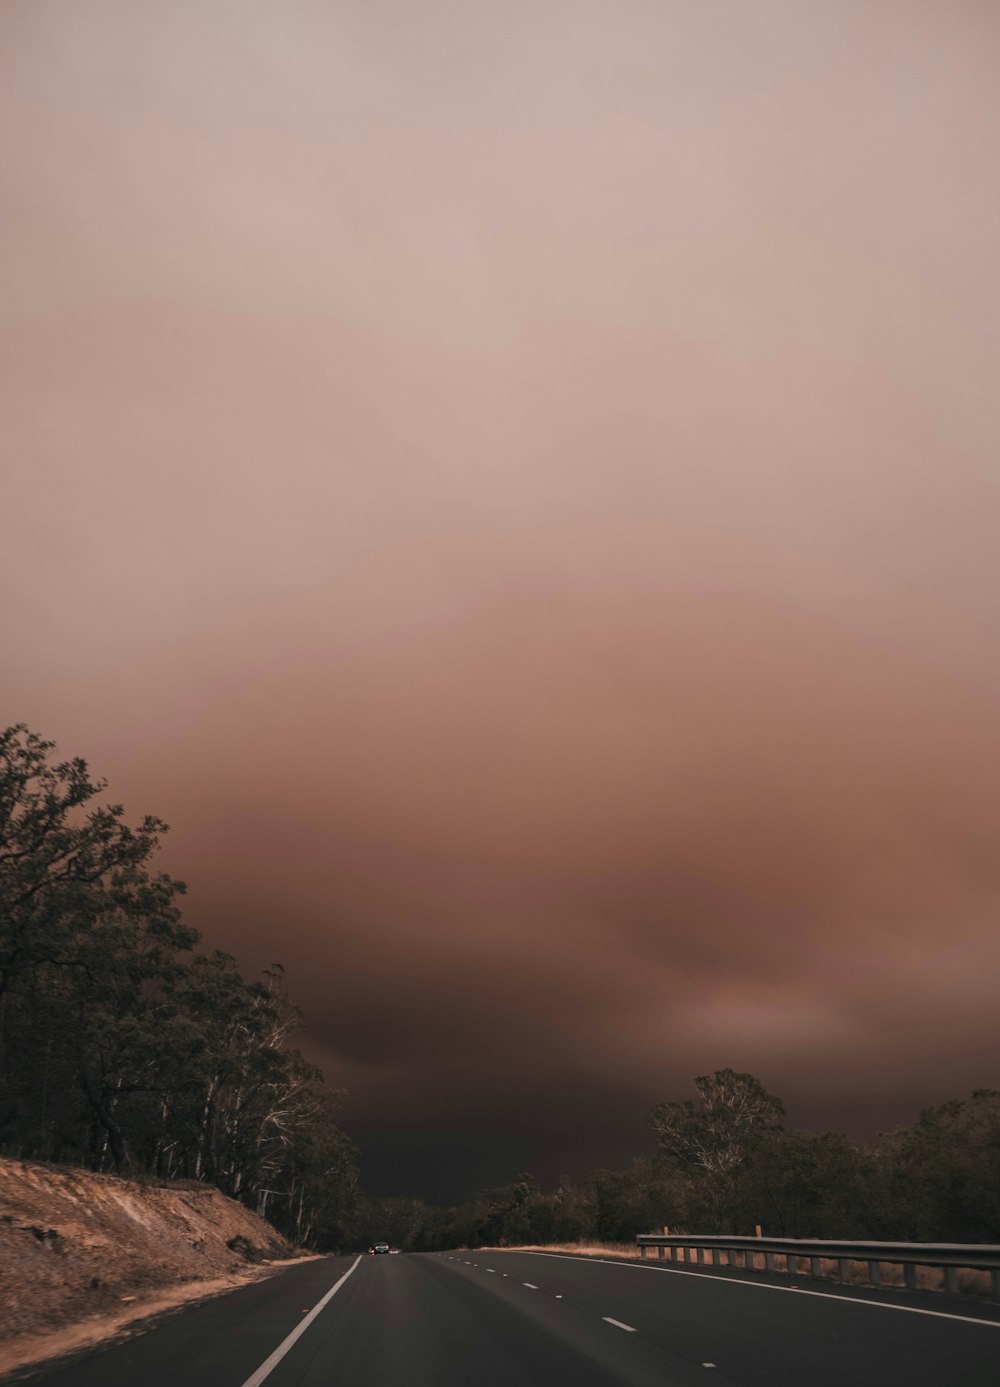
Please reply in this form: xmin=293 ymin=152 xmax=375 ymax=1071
xmin=603 ymin=1317 xmax=637 ymax=1332
xmin=509 ymin=1251 xmax=1000 ymax=1331
xmin=523 ymin=1282 xmax=539 ymax=1289
xmin=239 ymin=1257 xmax=362 ymax=1387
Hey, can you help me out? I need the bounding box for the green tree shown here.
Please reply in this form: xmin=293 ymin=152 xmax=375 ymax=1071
xmin=871 ymin=1091 xmax=1000 ymax=1241
xmin=585 ymin=1156 xmax=693 ymax=1241
xmin=648 ymin=1069 xmax=785 ymax=1230
xmin=0 ymin=725 xmax=358 ymax=1247
xmin=735 ymin=1127 xmax=870 ymax=1237
xmin=0 ymin=724 xmax=176 ymax=1000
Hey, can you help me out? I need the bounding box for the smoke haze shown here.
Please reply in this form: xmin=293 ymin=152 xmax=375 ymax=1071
xmin=3 ymin=0 xmax=1000 ymax=1197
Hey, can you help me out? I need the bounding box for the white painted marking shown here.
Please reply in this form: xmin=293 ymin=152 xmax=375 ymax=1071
xmin=511 ymin=1251 xmax=1000 ymax=1331
xmin=523 ymin=1282 xmax=539 ymax=1289
xmin=486 ymin=1268 xmax=495 ymax=1273
xmin=239 ymin=1257 xmax=362 ymax=1387
xmin=555 ymin=1294 xmax=563 ymax=1299
xmin=702 ymin=1364 xmax=716 ymax=1369
xmin=603 ymin=1317 xmax=637 ymax=1332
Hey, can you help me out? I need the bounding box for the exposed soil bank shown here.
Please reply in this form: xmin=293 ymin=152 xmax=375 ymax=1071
xmin=0 ymin=1157 xmax=304 ymax=1377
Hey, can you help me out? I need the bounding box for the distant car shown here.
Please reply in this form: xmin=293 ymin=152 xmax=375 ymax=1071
xmin=371 ymin=1243 xmax=390 ymax=1254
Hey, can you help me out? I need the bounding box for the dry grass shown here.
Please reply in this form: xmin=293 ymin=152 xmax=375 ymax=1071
xmin=499 ymin=1241 xmax=647 ymax=1261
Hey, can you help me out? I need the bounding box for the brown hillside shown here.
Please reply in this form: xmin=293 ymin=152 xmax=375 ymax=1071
xmin=0 ymin=1158 xmax=297 ymax=1371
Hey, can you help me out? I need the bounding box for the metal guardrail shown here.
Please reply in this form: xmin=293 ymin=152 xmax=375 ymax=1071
xmin=635 ymin=1234 xmax=1000 ymax=1300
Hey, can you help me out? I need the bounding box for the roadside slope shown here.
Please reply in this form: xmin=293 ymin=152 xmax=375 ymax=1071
xmin=0 ymin=1156 xmax=295 ymax=1367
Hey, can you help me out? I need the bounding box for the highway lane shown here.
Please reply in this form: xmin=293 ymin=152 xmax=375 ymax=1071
xmin=10 ymin=1248 xmax=1000 ymax=1386
xmin=4 ymin=1256 xmax=358 ymax=1387
xmin=435 ymin=1250 xmax=1000 ymax=1385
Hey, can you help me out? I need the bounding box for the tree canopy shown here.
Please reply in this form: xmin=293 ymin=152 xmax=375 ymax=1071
xmin=648 ymin=1068 xmax=785 ymax=1176
xmin=0 ymin=724 xmax=356 ymax=1247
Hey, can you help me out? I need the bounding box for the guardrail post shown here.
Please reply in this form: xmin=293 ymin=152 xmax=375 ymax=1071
xmin=868 ymin=1260 xmax=881 ymax=1287
xmin=657 ymin=1244 xmax=665 ymax=1260
xmin=944 ymin=1266 xmax=958 ymax=1295
xmin=992 ymin=1268 xmax=999 ymax=1301
xmin=904 ymin=1263 xmax=917 ymax=1291
xmin=764 ymin=1251 xmax=775 ymax=1272
xmin=640 ymin=1244 xmax=647 ymax=1260
xmin=811 ymin=1256 xmax=821 ymax=1278
xmin=837 ymin=1258 xmax=849 ymax=1283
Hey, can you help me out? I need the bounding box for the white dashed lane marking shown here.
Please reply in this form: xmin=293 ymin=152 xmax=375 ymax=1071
xmin=523 ymin=1282 xmax=539 ymax=1290
xmin=603 ymin=1317 xmax=637 ymax=1333
xmin=514 ymin=1250 xmax=1000 ymax=1330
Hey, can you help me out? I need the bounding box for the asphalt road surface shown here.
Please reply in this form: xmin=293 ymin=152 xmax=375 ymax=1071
xmin=11 ymin=1249 xmax=1000 ymax=1386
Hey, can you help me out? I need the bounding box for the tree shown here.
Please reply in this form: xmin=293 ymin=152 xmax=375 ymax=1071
xmin=648 ymin=1069 xmax=785 ymax=1229
xmin=0 ymin=725 xmax=358 ymax=1247
xmin=478 ymin=1172 xmax=545 ymax=1246
xmin=871 ymin=1091 xmax=1000 ymax=1241
xmin=0 ymin=724 xmax=176 ymax=999
xmin=40 ymin=867 xmax=195 ymax=1170
xmin=585 ymin=1157 xmax=692 ymax=1241
xmin=649 ymin=1069 xmax=785 ymax=1176
xmin=736 ymin=1127 xmax=869 ymax=1237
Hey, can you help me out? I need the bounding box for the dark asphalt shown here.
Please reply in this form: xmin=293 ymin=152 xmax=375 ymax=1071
xmin=8 ymin=1248 xmax=1000 ymax=1386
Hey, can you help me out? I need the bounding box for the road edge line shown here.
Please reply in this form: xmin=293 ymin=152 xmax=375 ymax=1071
xmin=239 ymin=1256 xmax=362 ymax=1387
xmin=506 ymin=1251 xmax=1000 ymax=1330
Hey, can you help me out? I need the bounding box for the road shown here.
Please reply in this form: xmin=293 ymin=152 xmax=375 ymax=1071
xmin=10 ymin=1249 xmax=1000 ymax=1386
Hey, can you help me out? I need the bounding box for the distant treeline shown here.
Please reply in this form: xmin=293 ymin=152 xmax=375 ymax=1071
xmin=349 ymin=1070 xmax=1000 ymax=1253
xmin=0 ymin=724 xmax=357 ymax=1247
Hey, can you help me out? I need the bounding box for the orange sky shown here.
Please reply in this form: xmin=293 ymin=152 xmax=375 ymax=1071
xmin=3 ymin=0 xmax=1000 ymax=1196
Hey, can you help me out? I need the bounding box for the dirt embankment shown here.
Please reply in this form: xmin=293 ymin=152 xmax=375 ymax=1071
xmin=0 ymin=1157 xmax=302 ymax=1375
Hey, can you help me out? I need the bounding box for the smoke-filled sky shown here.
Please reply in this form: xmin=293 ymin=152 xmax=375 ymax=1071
xmin=3 ymin=0 xmax=1000 ymax=1199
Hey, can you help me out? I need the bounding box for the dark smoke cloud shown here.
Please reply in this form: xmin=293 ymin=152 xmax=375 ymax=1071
xmin=3 ymin=0 xmax=1000 ymax=1196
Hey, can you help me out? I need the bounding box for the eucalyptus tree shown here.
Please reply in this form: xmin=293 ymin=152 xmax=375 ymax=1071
xmin=648 ymin=1069 xmax=785 ymax=1230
